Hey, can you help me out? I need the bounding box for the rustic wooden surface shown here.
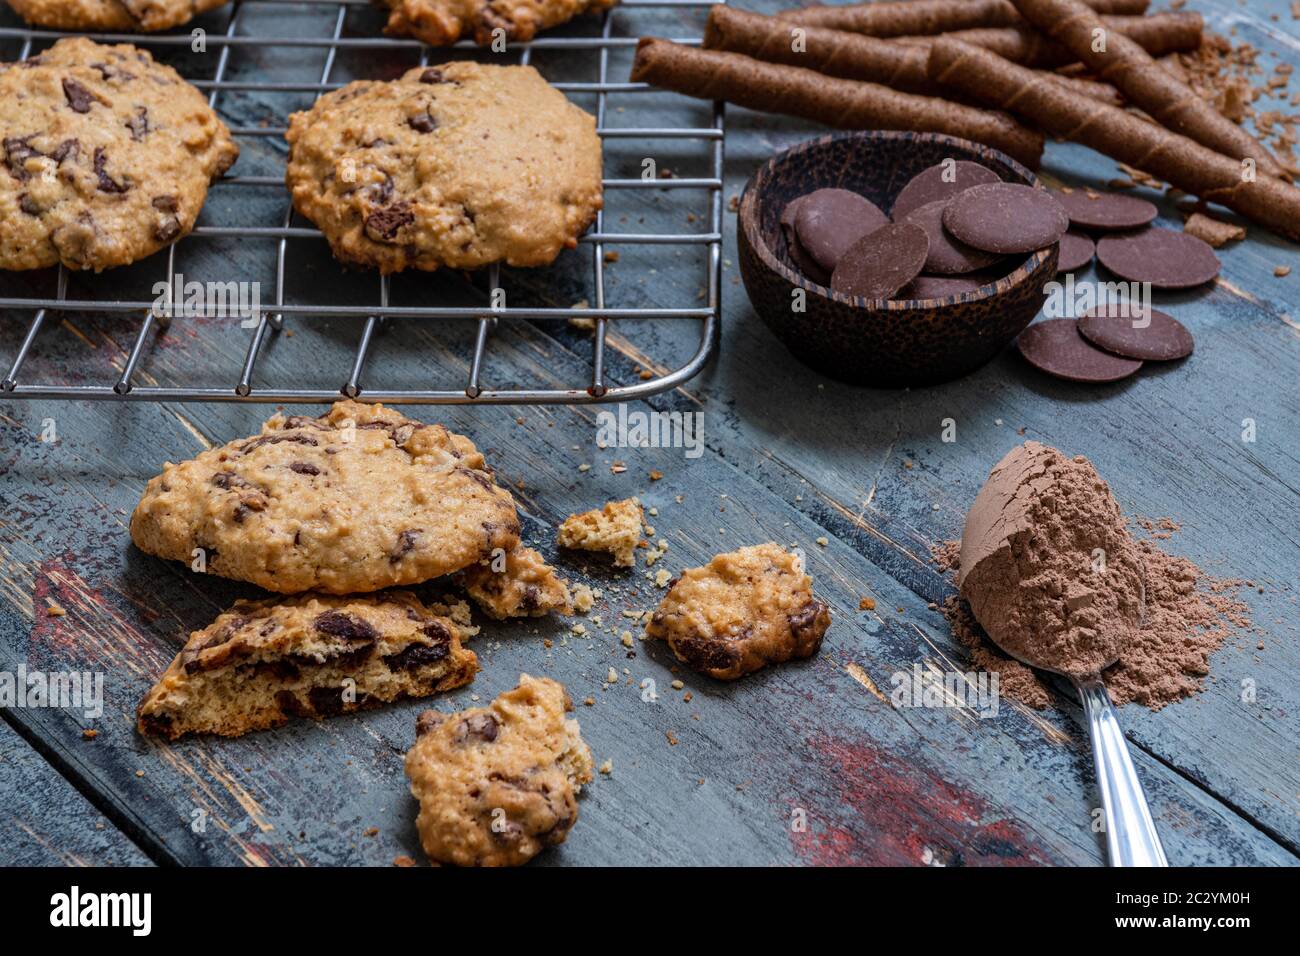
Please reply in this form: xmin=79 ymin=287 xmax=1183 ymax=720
xmin=0 ymin=0 xmax=1297 ymax=867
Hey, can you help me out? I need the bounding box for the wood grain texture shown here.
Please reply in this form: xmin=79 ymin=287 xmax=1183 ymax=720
xmin=0 ymin=0 xmax=1297 ymax=867
xmin=0 ymin=720 xmax=152 ymax=866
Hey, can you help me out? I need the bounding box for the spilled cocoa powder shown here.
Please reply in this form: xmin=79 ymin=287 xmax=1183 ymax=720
xmin=933 ymin=445 xmax=1253 ymax=711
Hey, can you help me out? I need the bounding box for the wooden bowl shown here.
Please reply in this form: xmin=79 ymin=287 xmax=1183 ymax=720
xmin=737 ymin=131 xmax=1057 ymax=387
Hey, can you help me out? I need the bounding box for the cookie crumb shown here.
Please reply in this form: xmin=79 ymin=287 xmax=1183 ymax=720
xmin=82 ymin=729 xmax=98 ymax=740
xmin=859 ymin=597 xmax=876 ymax=611
xmin=393 ymin=855 xmax=416 ymax=867
xmin=598 ymin=759 xmax=613 ymax=775
xmin=363 ymin=827 xmax=380 ymax=838
xmin=46 ymin=603 xmax=67 ymax=617
xmin=666 ymin=730 xmax=679 ymax=746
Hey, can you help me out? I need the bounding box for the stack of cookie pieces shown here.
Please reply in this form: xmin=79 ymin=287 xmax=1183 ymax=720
xmin=131 ymin=399 xmax=574 ymax=739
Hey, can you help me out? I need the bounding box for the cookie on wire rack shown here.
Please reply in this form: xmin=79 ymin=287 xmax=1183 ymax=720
xmin=284 ymin=61 xmax=603 ymax=275
xmin=4 ymin=0 xmax=229 ymax=32
xmin=378 ymin=0 xmax=618 ymax=47
xmin=0 ymin=37 xmax=238 ymax=272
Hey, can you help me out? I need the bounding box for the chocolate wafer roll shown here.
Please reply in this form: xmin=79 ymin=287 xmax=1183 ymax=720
xmin=1010 ymin=0 xmax=1283 ymax=178
xmin=926 ymin=39 xmax=1300 ymax=240
xmin=776 ymin=0 xmax=1148 ymax=37
xmin=900 ymin=12 xmax=1201 ymax=69
xmin=704 ymin=6 xmax=1121 ymax=105
xmin=631 ymin=37 xmax=1044 ymax=169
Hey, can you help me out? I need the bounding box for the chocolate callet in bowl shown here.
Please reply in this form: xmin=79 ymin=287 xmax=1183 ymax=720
xmin=891 ymin=159 xmax=1001 ymax=221
xmin=830 ymin=222 xmax=929 ymax=300
xmin=794 ymin=187 xmax=889 ymax=273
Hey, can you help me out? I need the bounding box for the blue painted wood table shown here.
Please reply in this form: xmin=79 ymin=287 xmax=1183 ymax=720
xmin=0 ymin=0 xmax=1296 ymax=866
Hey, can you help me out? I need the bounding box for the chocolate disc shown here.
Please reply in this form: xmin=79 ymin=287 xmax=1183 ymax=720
xmin=1054 ymin=189 xmax=1158 ymax=231
xmin=794 ymin=188 xmax=889 ymax=272
xmin=1077 ymin=306 xmax=1193 ymax=361
xmin=943 ymin=183 xmax=1069 ymax=254
xmin=891 ymin=160 xmax=1001 ymax=221
xmin=1095 ymin=227 xmax=1221 ymax=289
xmin=1057 ymin=230 xmax=1095 ymax=273
xmin=1017 ymin=318 xmax=1143 ymax=383
xmin=901 ymin=200 xmax=1002 ymax=275
xmin=779 ymin=194 xmax=805 ymax=246
xmin=831 ymin=222 xmax=929 ymax=300
xmin=779 ymin=195 xmax=829 ymax=284
xmin=896 ymin=275 xmax=980 ymax=301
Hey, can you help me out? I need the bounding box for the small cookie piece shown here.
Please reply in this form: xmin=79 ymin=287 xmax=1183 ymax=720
xmin=645 ymin=543 xmax=831 ymax=680
xmin=285 ymin=62 xmax=602 ymax=275
xmin=557 ymin=498 xmax=643 ymax=568
xmin=130 ymin=400 xmax=521 ymax=594
xmin=5 ymin=0 xmax=229 ymax=31
xmin=458 ymin=545 xmax=572 ymax=619
xmin=405 ymin=674 xmax=593 ymax=867
xmin=137 ymin=592 xmax=478 ymax=740
xmin=379 ymin=0 xmax=617 ymax=47
xmin=0 ymin=38 xmax=238 ymax=272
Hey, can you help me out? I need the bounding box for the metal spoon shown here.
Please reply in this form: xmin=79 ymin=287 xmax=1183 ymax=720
xmin=984 ymin=597 xmax=1168 ymax=867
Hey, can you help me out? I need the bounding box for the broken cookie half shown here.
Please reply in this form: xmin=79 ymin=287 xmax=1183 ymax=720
xmin=457 ymin=545 xmax=573 ymax=619
xmin=138 ymin=591 xmax=478 ymax=740
xmin=645 ymin=542 xmax=831 ymax=680
xmin=405 ymin=674 xmax=593 ymax=867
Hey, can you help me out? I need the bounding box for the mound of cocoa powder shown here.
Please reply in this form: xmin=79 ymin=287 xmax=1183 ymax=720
xmin=934 ymin=443 xmax=1253 ymax=710
xmin=957 ymin=442 xmax=1146 ymax=678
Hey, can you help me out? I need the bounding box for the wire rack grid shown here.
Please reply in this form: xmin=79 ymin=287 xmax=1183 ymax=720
xmin=0 ymin=0 xmax=725 ymax=404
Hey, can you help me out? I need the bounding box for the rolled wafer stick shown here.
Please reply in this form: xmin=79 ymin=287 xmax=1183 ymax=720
xmin=704 ymin=6 xmax=1121 ymax=105
xmin=1008 ymin=0 xmax=1284 ymax=179
xmin=630 ymin=37 xmax=1044 ymax=169
xmin=926 ymin=39 xmax=1300 ymax=241
xmin=775 ymin=0 xmax=1148 ymax=37
xmin=898 ymin=13 xmax=1202 ymax=69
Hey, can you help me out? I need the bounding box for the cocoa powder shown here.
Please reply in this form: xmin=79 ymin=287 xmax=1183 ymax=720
xmin=937 ymin=444 xmax=1253 ymax=710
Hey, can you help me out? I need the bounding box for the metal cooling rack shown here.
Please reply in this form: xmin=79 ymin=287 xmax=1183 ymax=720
xmin=0 ymin=0 xmax=724 ymax=404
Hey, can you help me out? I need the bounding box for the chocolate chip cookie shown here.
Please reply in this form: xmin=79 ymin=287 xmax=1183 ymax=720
xmin=0 ymin=38 xmax=238 ymax=272
xmin=405 ymin=674 xmax=593 ymax=867
xmin=137 ymin=592 xmax=478 ymax=740
xmin=284 ymin=62 xmax=602 ymax=275
xmin=645 ymin=543 xmax=831 ymax=680
xmin=458 ymin=545 xmax=573 ymax=619
xmin=6 ymin=0 xmax=229 ymax=32
xmin=130 ymin=400 xmax=521 ymax=595
xmin=378 ymin=0 xmax=617 ymax=47
xmin=557 ymin=498 xmax=642 ymax=568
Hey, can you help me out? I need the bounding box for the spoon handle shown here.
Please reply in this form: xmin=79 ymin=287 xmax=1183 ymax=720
xmin=1074 ymin=675 xmax=1169 ymax=867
